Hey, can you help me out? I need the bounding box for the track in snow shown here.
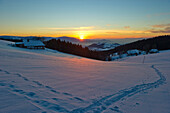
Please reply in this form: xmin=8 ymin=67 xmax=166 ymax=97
xmin=71 ymin=65 xmax=166 ymax=113
xmin=0 ymin=69 xmax=87 ymax=113
xmin=0 ymin=65 xmax=166 ymax=113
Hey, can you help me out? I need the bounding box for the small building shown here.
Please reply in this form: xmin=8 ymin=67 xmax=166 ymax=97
xmin=127 ymin=49 xmax=140 ymax=56
xmin=149 ymin=49 xmax=159 ymax=53
xmin=15 ymin=39 xmax=45 ymax=49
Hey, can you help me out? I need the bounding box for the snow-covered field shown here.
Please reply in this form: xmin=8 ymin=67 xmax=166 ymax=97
xmin=0 ymin=40 xmax=170 ymax=113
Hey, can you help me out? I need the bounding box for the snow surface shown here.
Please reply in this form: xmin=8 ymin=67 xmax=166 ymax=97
xmin=0 ymin=40 xmax=170 ymax=113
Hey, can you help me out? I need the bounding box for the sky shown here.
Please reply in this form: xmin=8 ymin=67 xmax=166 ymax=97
xmin=0 ymin=0 xmax=170 ymax=39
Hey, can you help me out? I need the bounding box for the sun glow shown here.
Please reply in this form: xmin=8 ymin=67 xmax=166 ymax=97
xmin=76 ymin=31 xmax=92 ymax=40
xmin=78 ymin=32 xmax=87 ymax=40
xmin=80 ymin=35 xmax=84 ymax=40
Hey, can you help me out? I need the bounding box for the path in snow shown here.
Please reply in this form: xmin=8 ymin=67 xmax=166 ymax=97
xmin=70 ymin=65 xmax=166 ymax=113
xmin=0 ymin=69 xmax=88 ymax=113
xmin=0 ymin=65 xmax=166 ymax=113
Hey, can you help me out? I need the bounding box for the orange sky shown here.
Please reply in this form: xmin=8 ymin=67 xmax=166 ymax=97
xmin=0 ymin=0 xmax=170 ymax=39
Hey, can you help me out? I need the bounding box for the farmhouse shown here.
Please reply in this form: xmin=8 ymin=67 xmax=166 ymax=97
xmin=15 ymin=39 xmax=45 ymax=49
xmin=127 ymin=49 xmax=140 ymax=56
xmin=149 ymin=49 xmax=159 ymax=53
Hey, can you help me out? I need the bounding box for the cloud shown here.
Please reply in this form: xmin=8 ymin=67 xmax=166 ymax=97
xmin=106 ymin=31 xmax=119 ymax=34
xmin=149 ymin=27 xmax=170 ymax=33
xmin=106 ymin=30 xmax=146 ymax=34
xmin=151 ymin=23 xmax=170 ymax=28
xmin=75 ymin=26 xmax=95 ymax=30
xmin=41 ymin=26 xmax=95 ymax=31
xmin=106 ymin=24 xmax=111 ymax=26
xmin=124 ymin=26 xmax=130 ymax=29
xmin=149 ymin=23 xmax=170 ymax=33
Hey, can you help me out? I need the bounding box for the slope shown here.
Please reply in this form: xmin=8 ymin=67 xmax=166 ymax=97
xmin=0 ymin=40 xmax=169 ymax=113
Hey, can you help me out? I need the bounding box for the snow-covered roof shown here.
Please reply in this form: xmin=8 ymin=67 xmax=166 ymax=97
xmin=149 ymin=49 xmax=158 ymax=53
xmin=23 ymin=39 xmax=45 ymax=47
xmin=127 ymin=49 xmax=140 ymax=54
xmin=15 ymin=42 xmax=23 ymax=45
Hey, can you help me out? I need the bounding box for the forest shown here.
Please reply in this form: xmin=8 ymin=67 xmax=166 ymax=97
xmin=44 ymin=39 xmax=109 ymax=61
xmin=44 ymin=35 xmax=170 ymax=61
xmin=105 ymin=35 xmax=170 ymax=54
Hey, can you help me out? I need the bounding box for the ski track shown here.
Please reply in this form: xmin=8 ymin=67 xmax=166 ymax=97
xmin=0 ymin=65 xmax=166 ymax=113
xmin=70 ymin=65 xmax=166 ymax=113
xmin=0 ymin=68 xmax=85 ymax=113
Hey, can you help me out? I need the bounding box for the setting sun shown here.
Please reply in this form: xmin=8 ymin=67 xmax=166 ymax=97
xmin=80 ymin=35 xmax=84 ymax=40
xmin=77 ymin=31 xmax=90 ymax=40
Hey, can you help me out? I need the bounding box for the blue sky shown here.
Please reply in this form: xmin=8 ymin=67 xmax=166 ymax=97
xmin=0 ymin=0 xmax=170 ymax=38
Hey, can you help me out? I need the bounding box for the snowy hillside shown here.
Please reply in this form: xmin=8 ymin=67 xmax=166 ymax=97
xmin=0 ymin=40 xmax=170 ymax=113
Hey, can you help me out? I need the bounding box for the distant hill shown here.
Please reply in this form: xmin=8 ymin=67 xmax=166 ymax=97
xmin=57 ymin=36 xmax=80 ymax=42
xmin=105 ymin=35 xmax=170 ymax=54
xmin=0 ymin=36 xmax=108 ymax=43
xmin=1 ymin=35 xmax=170 ymax=61
xmin=87 ymin=42 xmax=120 ymax=51
xmin=0 ymin=35 xmax=138 ymax=46
xmin=0 ymin=36 xmax=53 ymax=42
xmin=56 ymin=36 xmax=107 ymax=43
xmin=0 ymin=36 xmax=22 ymax=42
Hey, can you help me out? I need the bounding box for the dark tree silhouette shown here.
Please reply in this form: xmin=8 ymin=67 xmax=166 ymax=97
xmin=44 ymin=39 xmax=108 ymax=61
xmin=104 ymin=35 xmax=170 ymax=54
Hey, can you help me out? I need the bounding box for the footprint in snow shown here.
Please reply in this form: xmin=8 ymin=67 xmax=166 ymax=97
xmin=13 ymin=89 xmax=25 ymax=94
xmin=63 ymin=92 xmax=72 ymax=96
xmin=0 ymin=83 xmax=6 ymax=86
xmin=74 ymin=97 xmax=84 ymax=102
xmin=45 ymin=85 xmax=60 ymax=94
xmin=4 ymin=71 xmax=10 ymax=74
xmin=33 ymin=81 xmax=43 ymax=86
xmin=15 ymin=73 xmax=22 ymax=77
xmin=26 ymin=92 xmax=37 ymax=97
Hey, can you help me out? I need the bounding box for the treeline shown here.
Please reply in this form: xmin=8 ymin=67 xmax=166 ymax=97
xmin=44 ymin=39 xmax=108 ymax=61
xmin=105 ymin=35 xmax=170 ymax=54
xmin=0 ymin=36 xmax=46 ymax=42
xmin=0 ymin=38 xmax=22 ymax=42
xmin=44 ymin=35 xmax=170 ymax=61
